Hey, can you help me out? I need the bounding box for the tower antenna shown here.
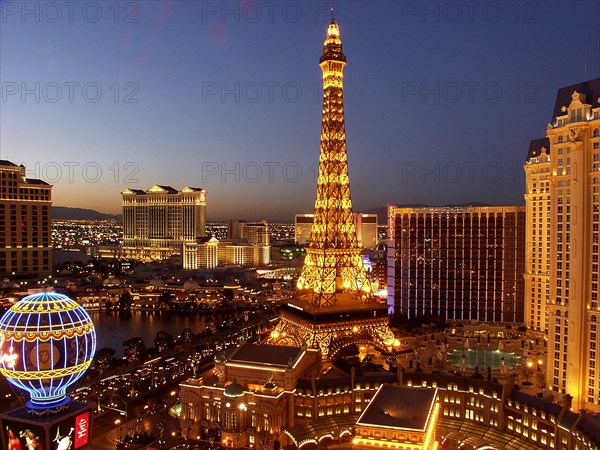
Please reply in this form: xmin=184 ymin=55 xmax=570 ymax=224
xmin=330 ymin=7 xmax=334 ymax=22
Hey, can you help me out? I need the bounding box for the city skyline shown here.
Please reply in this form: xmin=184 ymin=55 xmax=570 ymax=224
xmin=1 ymin=1 xmax=599 ymax=220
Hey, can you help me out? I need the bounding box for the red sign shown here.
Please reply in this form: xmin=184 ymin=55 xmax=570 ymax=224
xmin=74 ymin=412 xmax=90 ymax=448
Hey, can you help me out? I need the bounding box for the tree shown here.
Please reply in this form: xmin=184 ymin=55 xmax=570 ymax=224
xmin=95 ymin=347 xmax=117 ymax=373
xmin=123 ymin=337 xmax=146 ymax=363
xmin=180 ymin=328 xmax=195 ymax=343
xmin=159 ymin=291 xmax=172 ymax=309
xmin=222 ymin=289 xmax=234 ymax=307
xmin=154 ymin=331 xmax=174 ymax=353
xmin=118 ymin=291 xmax=133 ymax=311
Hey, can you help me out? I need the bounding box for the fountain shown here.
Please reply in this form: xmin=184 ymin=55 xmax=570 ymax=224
xmin=448 ymin=348 xmax=522 ymax=370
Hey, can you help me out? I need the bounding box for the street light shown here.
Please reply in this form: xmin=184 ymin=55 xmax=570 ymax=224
xmin=237 ymin=403 xmax=248 ymax=448
xmin=105 ymin=394 xmax=129 ymax=443
xmin=115 ymin=419 xmax=122 ymax=444
xmin=524 ymin=360 xmax=534 ymax=384
xmin=527 ymin=361 xmax=534 ymax=369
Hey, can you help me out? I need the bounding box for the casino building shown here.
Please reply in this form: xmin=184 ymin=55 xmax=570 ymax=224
xmin=387 ymin=205 xmax=526 ymax=323
xmin=178 ymin=342 xmax=600 ymax=450
xmin=0 ymin=160 xmax=52 ymax=276
xmin=120 ymin=184 xmax=207 ymax=261
xmin=524 ymin=78 xmax=600 ymax=412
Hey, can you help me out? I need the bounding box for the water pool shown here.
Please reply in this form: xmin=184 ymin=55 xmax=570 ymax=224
xmin=447 ymin=348 xmax=522 ymax=370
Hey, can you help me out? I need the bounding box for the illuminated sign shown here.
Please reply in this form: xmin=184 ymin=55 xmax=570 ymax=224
xmin=49 ymin=412 xmax=90 ymax=450
xmin=73 ymin=413 xmax=89 ymax=449
xmin=3 ymin=420 xmax=46 ymax=450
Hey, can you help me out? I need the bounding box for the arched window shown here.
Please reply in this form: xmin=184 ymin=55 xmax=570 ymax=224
xmin=593 ymin=128 xmax=599 ymax=138
xmin=558 ymin=136 xmax=564 ymax=143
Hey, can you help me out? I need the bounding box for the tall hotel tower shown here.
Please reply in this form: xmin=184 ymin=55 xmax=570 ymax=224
xmin=0 ymin=161 xmax=52 ymax=276
xmin=524 ymin=78 xmax=600 ymax=412
xmin=270 ymin=20 xmax=395 ymax=357
xmin=388 ymin=206 xmax=525 ymax=322
xmin=121 ymin=185 xmax=206 ymax=261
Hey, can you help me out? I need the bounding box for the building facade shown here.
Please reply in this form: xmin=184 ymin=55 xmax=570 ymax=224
xmin=229 ymin=220 xmax=270 ymax=246
xmin=387 ymin=206 xmax=526 ymax=323
xmin=294 ymin=213 xmax=378 ymax=249
xmin=353 ymin=384 xmax=439 ymax=450
xmin=0 ymin=160 xmax=52 ymax=276
xmin=524 ymin=138 xmax=552 ymax=336
xmin=179 ymin=342 xmax=600 ymax=450
xmin=524 ymin=78 xmax=600 ymax=412
xmin=355 ymin=214 xmax=378 ymax=249
xmin=179 ymin=343 xmax=322 ymax=448
xmin=294 ymin=215 xmax=313 ymax=246
xmin=183 ymin=221 xmax=271 ymax=269
xmin=121 ymin=185 xmax=206 ymax=261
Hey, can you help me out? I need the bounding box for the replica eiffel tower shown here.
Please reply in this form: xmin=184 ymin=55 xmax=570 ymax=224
xmin=270 ymin=19 xmax=397 ymax=358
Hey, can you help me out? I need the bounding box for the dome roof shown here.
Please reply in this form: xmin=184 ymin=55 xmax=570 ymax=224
xmin=103 ymin=277 xmax=122 ymax=286
xmin=224 ymin=382 xmax=245 ymax=397
xmin=183 ymin=279 xmax=199 ymax=290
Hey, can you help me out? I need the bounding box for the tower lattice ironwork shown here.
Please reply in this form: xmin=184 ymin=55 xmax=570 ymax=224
xmin=296 ymin=20 xmax=371 ymax=308
xmin=270 ymin=20 xmax=397 ymax=358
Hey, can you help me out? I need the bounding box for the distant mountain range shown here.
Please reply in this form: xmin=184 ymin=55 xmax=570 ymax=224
xmin=52 ymin=202 xmax=494 ymax=223
xmin=52 ymin=206 xmax=121 ymax=221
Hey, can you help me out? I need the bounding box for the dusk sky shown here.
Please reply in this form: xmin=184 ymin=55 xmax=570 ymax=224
xmin=1 ymin=0 xmax=599 ymax=221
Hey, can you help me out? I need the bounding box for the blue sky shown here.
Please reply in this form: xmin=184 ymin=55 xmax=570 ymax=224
xmin=1 ymin=0 xmax=599 ymax=221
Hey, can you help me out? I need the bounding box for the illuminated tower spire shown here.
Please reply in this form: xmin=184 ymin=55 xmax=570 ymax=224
xmin=296 ymin=19 xmax=372 ymax=308
xmin=270 ymin=20 xmax=397 ymax=358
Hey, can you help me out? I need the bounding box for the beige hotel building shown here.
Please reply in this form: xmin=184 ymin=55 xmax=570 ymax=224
xmin=524 ymin=78 xmax=600 ymax=412
xmin=0 ymin=160 xmax=52 ymax=276
xmin=121 ymin=184 xmax=206 ymax=261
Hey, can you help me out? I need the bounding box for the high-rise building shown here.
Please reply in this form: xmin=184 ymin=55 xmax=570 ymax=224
xmin=270 ymin=20 xmax=395 ymax=357
xmin=183 ymin=221 xmax=271 ymax=269
xmin=524 ymin=78 xmax=600 ymax=412
xmin=523 ymin=138 xmax=552 ymax=336
xmin=121 ymin=185 xmax=206 ymax=261
xmin=356 ymin=213 xmax=378 ymax=249
xmin=183 ymin=236 xmax=219 ymax=269
xmin=0 ymin=160 xmax=52 ymax=276
xmin=228 ymin=220 xmax=270 ymax=245
xmin=387 ymin=206 xmax=525 ymax=323
xmin=294 ymin=214 xmax=314 ymax=245
xmin=294 ymin=213 xmax=378 ymax=248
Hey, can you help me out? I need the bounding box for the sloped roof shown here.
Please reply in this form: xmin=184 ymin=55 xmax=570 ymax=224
xmin=509 ymin=390 xmax=563 ymax=417
xmin=527 ymin=137 xmax=551 ymax=161
xmin=356 ymin=384 xmax=437 ymax=431
xmin=24 ymin=178 xmax=50 ymax=185
xmin=552 ymin=77 xmax=600 ymax=121
xmin=147 ymin=184 xmax=178 ymax=194
xmin=577 ymin=414 xmax=600 ymax=444
xmin=227 ymin=342 xmax=303 ymax=368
